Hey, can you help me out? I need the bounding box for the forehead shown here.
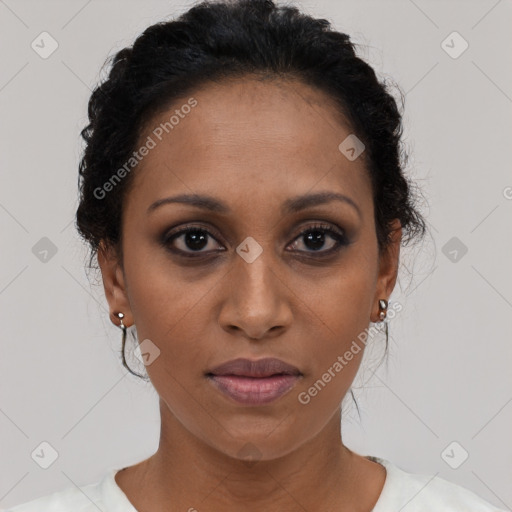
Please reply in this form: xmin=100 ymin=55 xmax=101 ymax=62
xmin=127 ymin=77 xmax=372 ymax=217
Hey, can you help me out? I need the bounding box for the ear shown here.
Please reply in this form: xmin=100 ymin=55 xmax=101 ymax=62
xmin=97 ymin=240 xmax=133 ymax=328
xmin=371 ymin=219 xmax=402 ymax=322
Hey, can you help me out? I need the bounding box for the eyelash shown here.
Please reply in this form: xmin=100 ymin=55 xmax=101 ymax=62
xmin=161 ymin=222 xmax=349 ymax=259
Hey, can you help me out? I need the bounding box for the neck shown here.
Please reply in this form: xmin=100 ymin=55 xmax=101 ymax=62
xmin=117 ymin=398 xmax=378 ymax=511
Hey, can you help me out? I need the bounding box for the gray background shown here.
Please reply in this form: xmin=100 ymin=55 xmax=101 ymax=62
xmin=1 ymin=0 xmax=511 ymax=509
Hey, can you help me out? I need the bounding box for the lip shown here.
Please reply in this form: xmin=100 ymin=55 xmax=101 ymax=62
xmin=207 ymin=374 xmax=301 ymax=405
xmin=206 ymin=357 xmax=302 ymax=378
xmin=205 ymin=357 xmax=303 ymax=406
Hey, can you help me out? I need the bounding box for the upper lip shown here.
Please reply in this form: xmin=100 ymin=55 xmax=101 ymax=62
xmin=206 ymin=357 xmax=302 ymax=378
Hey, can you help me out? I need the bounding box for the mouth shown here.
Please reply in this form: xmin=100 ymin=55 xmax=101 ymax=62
xmin=206 ymin=374 xmax=302 ymax=405
xmin=205 ymin=357 xmax=303 ymax=405
xmin=205 ymin=357 xmax=302 ymax=378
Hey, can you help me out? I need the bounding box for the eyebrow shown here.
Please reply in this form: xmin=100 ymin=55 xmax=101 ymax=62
xmin=147 ymin=191 xmax=361 ymax=218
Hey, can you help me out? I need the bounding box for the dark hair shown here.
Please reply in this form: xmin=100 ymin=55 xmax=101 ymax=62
xmin=75 ymin=0 xmax=428 ymax=384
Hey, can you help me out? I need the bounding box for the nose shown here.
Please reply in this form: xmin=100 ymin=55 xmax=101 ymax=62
xmin=218 ymin=249 xmax=293 ymax=340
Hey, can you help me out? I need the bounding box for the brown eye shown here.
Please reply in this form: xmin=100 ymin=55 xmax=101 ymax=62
xmin=162 ymin=225 xmax=224 ymax=257
xmin=288 ymin=223 xmax=348 ymax=255
xmin=173 ymin=229 xmax=211 ymax=251
xmin=161 ymin=222 xmax=349 ymax=260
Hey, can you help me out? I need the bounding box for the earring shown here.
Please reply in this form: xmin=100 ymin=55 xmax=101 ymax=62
xmin=113 ymin=312 xmax=147 ymax=380
xmin=378 ymin=299 xmax=390 ymax=353
xmin=114 ymin=311 xmax=128 ymax=371
xmin=116 ymin=311 xmax=125 ymax=328
xmin=378 ymin=299 xmax=388 ymax=322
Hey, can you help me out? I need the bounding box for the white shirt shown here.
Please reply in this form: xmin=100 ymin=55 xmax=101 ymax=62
xmin=3 ymin=456 xmax=506 ymax=511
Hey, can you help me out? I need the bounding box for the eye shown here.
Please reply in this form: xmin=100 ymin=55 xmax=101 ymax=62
xmin=287 ymin=223 xmax=349 ymax=255
xmin=162 ymin=222 xmax=349 ymax=258
xmin=162 ymin=224 xmax=224 ymax=257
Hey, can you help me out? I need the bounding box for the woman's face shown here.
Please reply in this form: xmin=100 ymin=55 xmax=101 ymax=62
xmin=99 ymin=77 xmax=401 ymax=461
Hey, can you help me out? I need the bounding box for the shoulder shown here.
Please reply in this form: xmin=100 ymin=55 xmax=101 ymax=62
xmin=3 ymin=468 xmax=134 ymax=512
xmin=369 ymin=456 xmax=507 ymax=512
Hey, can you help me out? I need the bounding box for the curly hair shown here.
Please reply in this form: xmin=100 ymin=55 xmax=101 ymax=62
xmin=75 ymin=0 xmax=428 ymax=382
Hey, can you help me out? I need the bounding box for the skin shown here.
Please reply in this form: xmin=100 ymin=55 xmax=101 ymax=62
xmin=98 ymin=76 xmax=402 ymax=511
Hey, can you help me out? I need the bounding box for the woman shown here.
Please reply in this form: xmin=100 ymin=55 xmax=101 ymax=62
xmin=7 ymin=0 xmax=505 ymax=510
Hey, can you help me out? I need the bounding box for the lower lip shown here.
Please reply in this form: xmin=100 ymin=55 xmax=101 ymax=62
xmin=207 ymin=374 xmax=301 ymax=405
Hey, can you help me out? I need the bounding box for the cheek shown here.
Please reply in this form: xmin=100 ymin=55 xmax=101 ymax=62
xmin=123 ymin=240 xmax=212 ymax=339
xmin=123 ymin=244 xmax=221 ymax=368
xmin=293 ymin=265 xmax=375 ymax=403
xmin=305 ymin=260 xmax=375 ymax=341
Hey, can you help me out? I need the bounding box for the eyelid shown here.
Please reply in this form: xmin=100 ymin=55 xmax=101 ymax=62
xmin=164 ymin=222 xmax=224 ymax=243
xmin=293 ymin=222 xmax=345 ymax=238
